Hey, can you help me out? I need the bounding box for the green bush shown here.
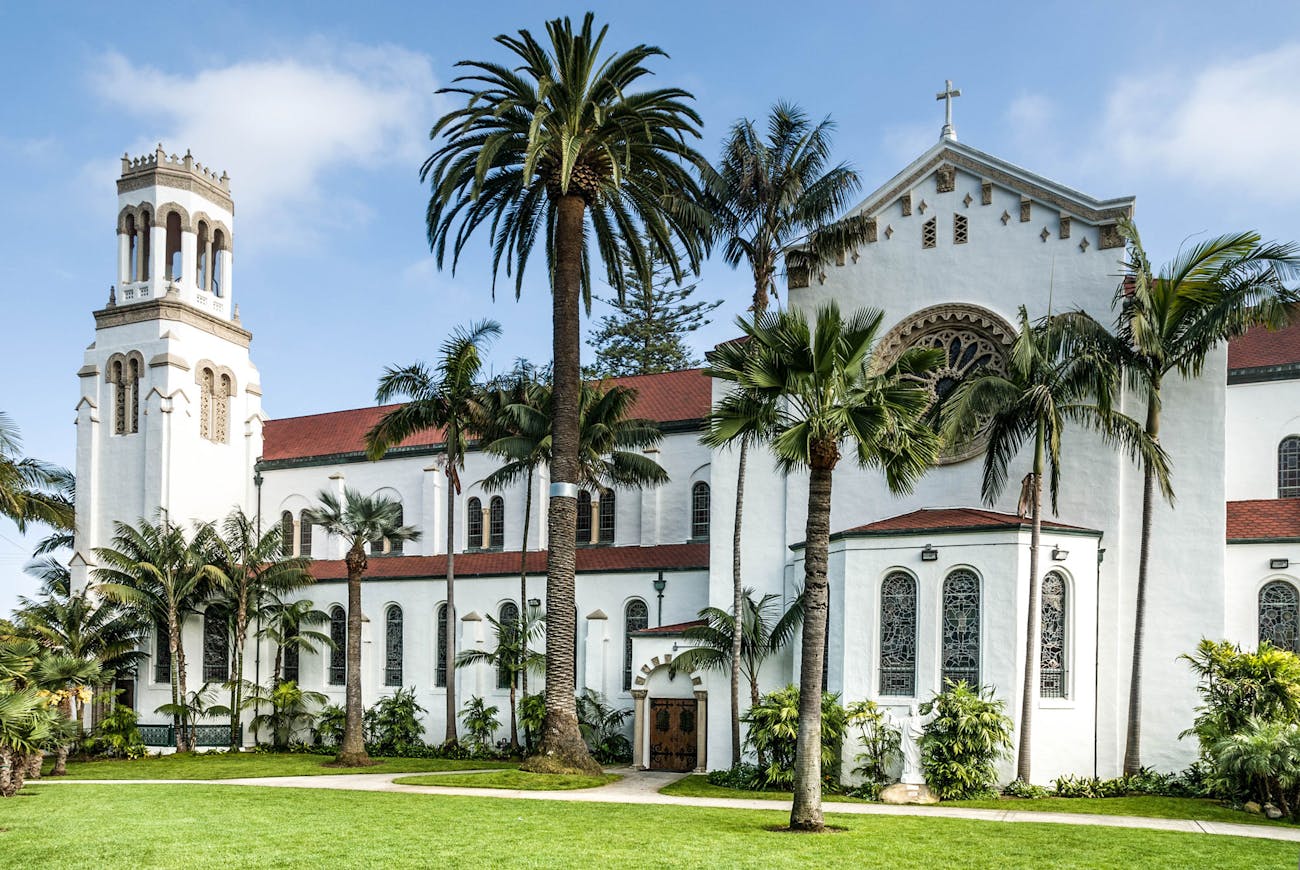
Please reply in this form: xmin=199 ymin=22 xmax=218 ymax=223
xmin=844 ymin=700 xmax=900 ymax=798
xmin=519 ymin=693 xmax=546 ymax=755
xmin=1001 ymin=779 xmax=1051 ymax=799
xmin=459 ymin=696 xmax=501 ymax=750
xmin=1210 ymin=718 xmax=1300 ymax=817
xmin=576 ymin=689 xmax=632 ymax=765
xmin=315 ymin=704 xmax=346 ymax=748
xmin=364 ymin=688 xmax=428 ymax=756
xmin=919 ymin=681 xmax=1013 ymax=800
xmin=743 ymin=685 xmax=847 ymax=791
xmin=706 ymin=763 xmax=764 ymax=791
xmin=89 ymin=705 xmax=145 ymax=759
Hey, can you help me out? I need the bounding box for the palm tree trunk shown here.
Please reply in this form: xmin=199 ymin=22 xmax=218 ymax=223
xmin=525 ymin=192 xmax=600 ymax=775
xmin=1124 ymin=391 xmax=1160 ymax=776
xmin=52 ymin=744 xmax=69 ymax=776
xmin=168 ymin=608 xmax=184 ymax=752
xmin=1017 ymin=426 xmax=1045 ymax=782
xmin=730 ymin=438 xmax=748 ymax=766
xmin=337 ymin=543 xmax=370 ymax=766
xmin=520 ymin=469 xmax=533 ymax=701
xmin=508 ymin=681 xmax=519 ymax=751
xmin=790 ymin=449 xmax=835 ymax=832
xmin=445 ymin=469 xmax=458 ymax=744
xmin=230 ymin=600 xmax=248 ymax=749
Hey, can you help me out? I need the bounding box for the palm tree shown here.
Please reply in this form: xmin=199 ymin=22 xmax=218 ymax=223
xmin=303 ymin=488 xmax=418 ymax=766
xmin=30 ymin=654 xmax=100 ymax=775
xmin=0 ymin=639 xmax=59 ymax=796
xmin=455 ymin=604 xmax=545 ymax=751
xmin=94 ymin=517 xmax=226 ymax=752
xmin=706 ymin=302 xmax=941 ymax=831
xmin=366 ymin=319 xmax=500 ymax=745
xmin=702 ymin=102 xmax=872 ymax=764
xmin=942 ymin=306 xmax=1167 ymax=783
xmin=208 ymin=509 xmax=314 ymax=748
xmin=258 ymin=598 xmax=334 ymax=685
xmin=424 ymin=12 xmax=709 ymax=773
xmin=1075 ymin=220 xmax=1299 ymax=774
xmin=245 ymin=680 xmax=328 ymax=750
xmin=0 ymin=412 xmax=74 ymax=535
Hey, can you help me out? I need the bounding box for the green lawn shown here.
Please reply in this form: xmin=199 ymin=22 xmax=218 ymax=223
xmin=393 ymin=770 xmax=621 ymax=790
xmin=2 ymin=784 xmax=1289 ymax=869
xmin=44 ymin=752 xmax=515 ymax=780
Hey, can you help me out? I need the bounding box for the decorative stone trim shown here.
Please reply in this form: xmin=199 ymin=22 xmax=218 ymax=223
xmin=93 ymin=298 xmax=251 ymax=349
xmin=77 ymin=364 xmax=100 ymax=378
xmin=1019 ymin=198 xmax=1032 ymax=223
xmin=461 ymin=611 xmax=482 ymax=622
xmin=105 ymin=350 xmax=145 ymax=383
xmin=246 ymin=383 xmax=262 ymax=396
xmin=1000 ymin=210 xmax=1011 ymax=225
xmin=865 ymin=218 xmax=878 ymax=243
xmin=936 ymin=164 xmax=956 ymax=193
xmin=981 ymin=180 xmax=993 ymax=205
xmin=1099 ymin=223 xmax=1124 ymax=249
xmin=155 ymin=202 xmax=193 ymax=233
xmin=900 ymin=192 xmax=912 ymax=217
xmin=787 ymin=266 xmax=809 ymax=289
xmin=962 ymin=192 xmax=973 ymax=208
xmin=1059 ymin=216 xmax=1072 ymax=239
xmin=149 ymin=353 xmax=190 ymax=371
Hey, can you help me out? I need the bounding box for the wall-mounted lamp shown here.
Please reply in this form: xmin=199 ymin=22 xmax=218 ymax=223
xmin=920 ymin=545 xmax=939 ymax=562
xmin=653 ymin=572 xmax=667 ymax=626
xmin=1051 ymin=546 xmax=1069 ymax=561
xmin=528 ymin=598 xmax=542 ymax=608
xmin=1097 ymin=548 xmax=1106 ymax=565
xmin=1271 ymin=558 xmax=1290 ymax=570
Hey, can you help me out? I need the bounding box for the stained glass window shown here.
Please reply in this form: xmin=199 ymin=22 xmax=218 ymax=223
xmin=1040 ymin=571 xmax=1068 ymax=698
xmin=941 ymin=569 xmax=981 ymax=688
xmin=691 ymin=482 xmax=710 ymax=539
xmin=202 ymin=609 xmax=229 ymax=681
xmin=384 ymin=605 xmax=403 ymax=686
xmin=436 ymin=603 xmax=448 ymax=688
xmin=467 ymin=497 xmax=483 ymax=549
xmin=489 ymin=497 xmax=505 ymax=549
xmin=624 ymin=599 xmax=648 ymax=691
xmin=1280 ymin=437 xmax=1300 ymax=498
xmin=879 ymin=572 xmax=917 ymax=696
xmin=283 ymin=625 xmax=299 ymax=684
xmin=388 ymin=506 xmax=404 ymax=556
xmin=1260 ymin=581 xmax=1299 ymax=653
xmin=498 ymin=601 xmax=519 ymax=690
xmin=328 ymin=606 xmax=345 ymax=686
xmin=576 ymin=491 xmax=592 ymax=543
xmin=599 ymin=490 xmax=615 ymax=543
xmin=154 ymin=621 xmax=171 ymax=684
xmin=280 ymin=511 xmax=294 ymax=558
xmin=298 ymin=511 xmax=313 ymax=557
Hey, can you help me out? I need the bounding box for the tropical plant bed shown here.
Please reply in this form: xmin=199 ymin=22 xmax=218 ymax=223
xmin=393 ymin=770 xmax=620 ymax=790
xmin=2 ymin=784 xmax=1287 ymax=869
xmin=944 ymin=795 xmax=1300 ymax=828
xmin=661 ymin=775 xmax=870 ymax=803
xmin=44 ymin=752 xmax=515 ymax=780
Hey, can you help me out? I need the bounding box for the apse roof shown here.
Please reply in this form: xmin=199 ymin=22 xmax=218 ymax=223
xmin=1227 ymin=499 xmax=1300 ymax=542
xmin=790 ymin=507 xmax=1100 ymax=549
xmin=1228 ymin=316 xmax=1300 ymax=381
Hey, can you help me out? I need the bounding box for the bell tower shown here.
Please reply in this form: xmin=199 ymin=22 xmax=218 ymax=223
xmin=71 ymin=147 xmax=264 ymax=592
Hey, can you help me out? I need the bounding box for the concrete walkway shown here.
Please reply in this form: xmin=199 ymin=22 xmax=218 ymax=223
xmin=42 ymin=768 xmax=1300 ymax=844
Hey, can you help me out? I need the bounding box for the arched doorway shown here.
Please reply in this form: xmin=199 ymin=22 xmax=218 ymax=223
xmin=629 ymin=652 xmax=707 ymax=772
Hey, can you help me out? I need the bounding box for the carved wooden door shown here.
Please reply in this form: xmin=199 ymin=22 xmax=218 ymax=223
xmin=648 ymin=698 xmax=697 ymax=771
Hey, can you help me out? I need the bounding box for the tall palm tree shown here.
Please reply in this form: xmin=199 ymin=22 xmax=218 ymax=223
xmin=94 ymin=517 xmax=226 ymax=752
xmin=455 ymin=604 xmax=545 ymax=751
xmin=942 ymin=306 xmax=1167 ymax=783
xmin=304 ymin=489 xmax=418 ymax=766
xmin=366 ymin=318 xmax=500 ymax=745
xmin=424 ymin=12 xmax=709 ymax=773
xmin=702 ymin=102 xmax=872 ymax=763
xmin=706 ymin=302 xmax=941 ymax=831
xmin=208 ymin=509 xmax=314 ymax=748
xmin=1070 ymin=220 xmax=1299 ymax=775
xmin=0 ymin=412 xmax=74 ymax=534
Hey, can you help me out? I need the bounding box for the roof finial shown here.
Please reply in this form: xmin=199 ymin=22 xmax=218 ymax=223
xmin=936 ymin=79 xmax=962 ymax=141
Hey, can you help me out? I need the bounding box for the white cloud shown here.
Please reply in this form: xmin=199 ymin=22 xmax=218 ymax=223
xmin=1006 ymin=93 xmax=1054 ymax=137
xmin=1102 ymin=43 xmax=1300 ymax=201
xmin=880 ymin=122 xmax=938 ymax=166
xmin=92 ymin=40 xmax=440 ymax=247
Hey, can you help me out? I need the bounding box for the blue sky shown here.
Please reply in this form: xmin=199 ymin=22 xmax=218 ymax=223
xmin=3 ymin=1 xmax=1299 ymax=609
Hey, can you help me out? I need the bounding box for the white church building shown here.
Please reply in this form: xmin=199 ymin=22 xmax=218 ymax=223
xmin=70 ymin=129 xmax=1300 ymax=782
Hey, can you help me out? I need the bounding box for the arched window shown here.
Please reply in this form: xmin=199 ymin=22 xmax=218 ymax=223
xmin=196 ymin=220 xmax=210 ymax=292
xmin=576 ymin=491 xmax=592 ymax=543
xmin=435 ymin=603 xmax=448 ymax=688
xmin=489 ymin=496 xmax=505 ymax=549
xmin=1280 ymin=437 xmax=1300 ymax=498
xmin=1260 ymin=580 xmax=1300 ymax=652
xmin=165 ymin=211 xmax=182 ymax=282
xmin=109 ymin=355 xmax=141 ymax=436
xmin=941 ymin=569 xmax=981 ymax=689
xmin=328 ymin=606 xmax=345 ymax=685
xmin=211 ymin=229 xmax=226 ymax=296
xmin=138 ymin=210 xmax=151 ymax=281
xmin=202 ymin=609 xmax=229 ymax=681
xmin=298 ymin=510 xmax=313 ymax=557
xmin=879 ymin=571 xmax=917 ymax=696
xmin=153 ymin=620 xmax=171 ymax=684
xmin=283 ymin=624 xmax=300 ymax=684
xmin=467 ymin=497 xmax=483 ymax=549
xmin=623 ymin=599 xmax=649 ymax=691
xmin=197 ymin=366 xmax=231 ymax=443
xmin=498 ymin=601 xmax=520 ymax=690
xmin=128 ymin=356 xmax=140 ymax=434
xmin=599 ymin=490 xmax=615 ymax=544
xmin=125 ymin=213 xmax=138 ymax=282
xmin=384 ymin=605 xmax=403 ymax=686
xmin=1040 ymin=571 xmax=1068 ymax=698
xmin=691 ymin=482 xmax=710 ymax=540
xmin=280 ymin=511 xmax=294 ymax=557
xmin=389 ymin=505 xmax=404 ymax=555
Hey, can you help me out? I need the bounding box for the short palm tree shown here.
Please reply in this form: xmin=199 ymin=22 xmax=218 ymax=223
xmin=455 ymin=605 xmax=545 ymax=752
xmin=706 ymin=302 xmax=941 ymax=831
xmin=245 ymin=680 xmax=329 ymax=750
xmin=0 ymin=639 xmax=59 ymax=796
xmin=366 ymin=318 xmax=499 ymax=745
xmin=30 ymin=653 xmax=100 ymax=775
xmin=942 ymin=306 xmax=1167 ymax=783
xmin=258 ymin=597 xmax=334 ymax=686
xmin=94 ymin=516 xmax=226 ymax=752
xmin=0 ymin=412 xmax=74 ymax=534
xmin=702 ymin=102 xmax=872 ymax=764
xmin=425 ymin=12 xmax=709 ymax=774
xmin=304 ymin=489 xmax=419 ymax=766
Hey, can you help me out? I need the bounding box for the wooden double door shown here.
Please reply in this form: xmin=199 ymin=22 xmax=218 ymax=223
xmin=648 ymin=698 xmax=697 ymax=772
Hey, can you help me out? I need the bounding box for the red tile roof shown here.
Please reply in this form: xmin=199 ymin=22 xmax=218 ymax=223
xmin=832 ymin=507 xmax=1095 ymax=539
xmin=261 ymin=369 xmax=712 ymax=462
xmin=632 ymin=619 xmax=708 ymax=636
xmin=1229 ymin=318 xmax=1300 ymax=370
xmin=307 ymin=542 xmax=709 ymax=581
xmin=1227 ymin=499 xmax=1300 ymax=541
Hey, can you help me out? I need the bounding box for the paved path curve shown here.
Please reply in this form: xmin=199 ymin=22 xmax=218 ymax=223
xmin=41 ymin=768 xmax=1300 ymax=844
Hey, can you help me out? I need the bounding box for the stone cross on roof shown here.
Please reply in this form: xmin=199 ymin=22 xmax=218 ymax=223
xmin=936 ymin=79 xmax=962 ymax=141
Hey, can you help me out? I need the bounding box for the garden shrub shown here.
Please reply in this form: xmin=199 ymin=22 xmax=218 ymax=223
xmin=743 ymin=685 xmax=847 ymax=790
xmin=364 ymin=688 xmax=427 ymax=756
xmin=844 ymin=700 xmax=900 ymax=799
xmin=519 ymin=694 xmax=546 ymax=755
xmin=1002 ymin=779 xmax=1051 ymax=799
xmin=315 ymin=704 xmax=346 ymax=748
xmin=707 ymin=763 xmax=764 ymax=791
xmin=576 ymin=689 xmax=632 ymax=765
xmin=459 ymin=695 xmax=501 ymax=750
xmin=918 ymin=681 xmax=1012 ymax=800
xmin=89 ymin=705 xmax=145 ymax=759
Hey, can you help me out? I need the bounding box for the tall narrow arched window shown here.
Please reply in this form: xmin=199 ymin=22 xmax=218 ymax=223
xmin=576 ymin=491 xmax=592 ymax=543
xmin=1280 ymin=437 xmax=1300 ymax=498
xmin=202 ymin=609 xmax=229 ymax=681
xmin=280 ymin=511 xmax=294 ymax=557
xmin=127 ymin=356 xmax=140 ymax=433
xmin=1260 ymin=580 xmax=1300 ymax=652
xmin=110 ymin=360 xmax=127 ymax=435
xmin=498 ymin=601 xmax=520 ymax=690
xmin=298 ymin=510 xmax=313 ymax=557
xmin=125 ymin=213 xmax=138 ymax=282
xmin=165 ymin=211 xmax=182 ymax=282
xmin=599 ymin=490 xmax=615 ymax=543
xmin=197 ymin=365 xmax=231 ymax=444
xmin=489 ymin=497 xmax=505 ymax=549
xmin=109 ymin=356 xmax=141 ymax=436
xmin=216 ymin=373 xmax=231 ymax=443
xmin=328 ymin=606 xmax=345 ymax=686
xmin=879 ymin=572 xmax=917 ymax=696
xmin=384 ymin=605 xmax=403 ymax=686
xmin=467 ymin=497 xmax=483 ymax=549
xmin=138 ymin=210 xmax=151 ymax=282
xmin=623 ymin=599 xmax=649 ymax=691
xmin=283 ymin=624 xmax=300 ymax=684
xmin=154 ymin=621 xmax=171 ymax=684
xmin=691 ymin=482 xmax=710 ymax=539
xmin=211 ymin=229 xmax=226 ymax=296
xmin=941 ymin=569 xmax=981 ymax=689
xmin=196 ymin=220 xmax=210 ymax=292
xmin=436 ymin=603 xmax=448 ymax=688
xmin=389 ymin=505 xmax=404 ymax=555
xmin=1040 ymin=571 xmax=1068 ymax=698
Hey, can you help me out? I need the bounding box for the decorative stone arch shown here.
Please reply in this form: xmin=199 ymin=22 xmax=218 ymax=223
xmin=155 ymin=202 xmax=193 ymax=232
xmin=104 ymin=351 xmax=145 ymax=435
xmin=192 ymin=360 xmax=238 ymax=395
xmin=630 ymin=651 xmax=708 ymax=772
